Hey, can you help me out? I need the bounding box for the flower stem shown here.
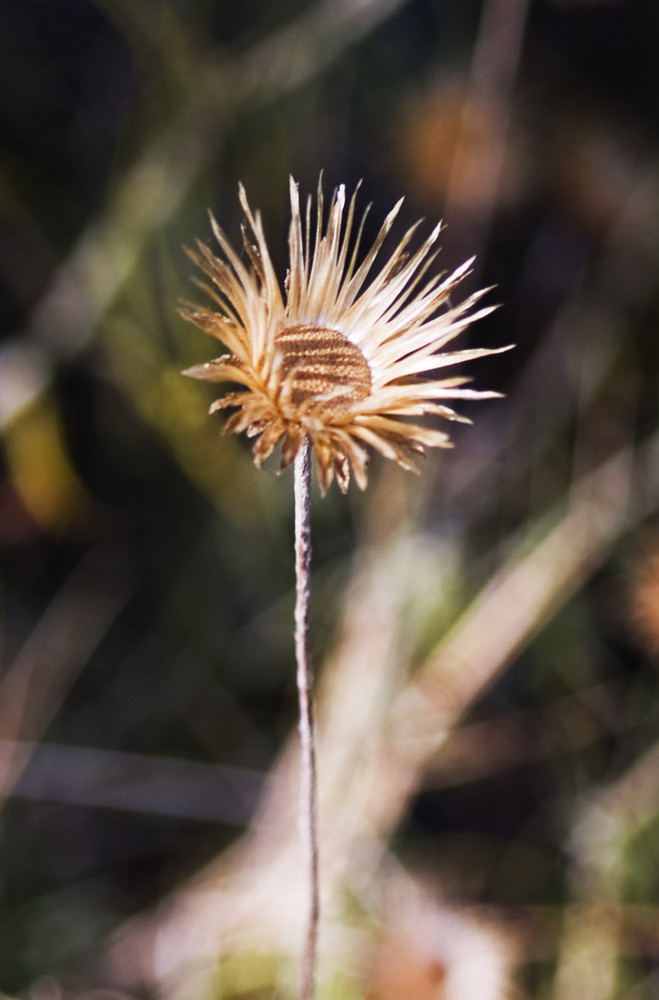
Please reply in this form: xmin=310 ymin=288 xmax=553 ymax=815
xmin=294 ymin=437 xmax=319 ymax=1000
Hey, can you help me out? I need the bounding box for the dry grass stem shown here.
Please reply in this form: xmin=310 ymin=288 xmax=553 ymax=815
xmin=294 ymin=438 xmax=319 ymax=1000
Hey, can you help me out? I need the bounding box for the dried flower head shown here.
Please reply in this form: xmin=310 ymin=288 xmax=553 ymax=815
xmin=182 ymin=177 xmax=508 ymax=493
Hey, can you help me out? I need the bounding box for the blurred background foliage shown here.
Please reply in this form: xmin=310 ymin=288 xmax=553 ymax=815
xmin=2 ymin=0 xmax=659 ymax=997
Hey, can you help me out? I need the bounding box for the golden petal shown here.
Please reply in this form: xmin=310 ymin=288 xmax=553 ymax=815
xmin=183 ymin=357 xmax=248 ymax=384
xmin=280 ymin=424 xmax=305 ymax=469
xmin=252 ymin=421 xmax=285 ymax=466
xmin=178 ymin=304 xmax=247 ymax=357
xmin=209 ymin=391 xmax=248 ymax=413
xmin=223 ymin=409 xmax=254 ymax=436
xmin=334 ymin=453 xmax=350 ymax=494
xmin=314 ymin=446 xmax=334 ymax=496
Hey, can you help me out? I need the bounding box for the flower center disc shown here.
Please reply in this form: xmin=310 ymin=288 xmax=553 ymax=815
xmin=276 ymin=325 xmax=372 ymax=412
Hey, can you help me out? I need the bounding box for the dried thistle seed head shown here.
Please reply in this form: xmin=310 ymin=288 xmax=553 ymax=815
xmin=275 ymin=325 xmax=372 ymax=412
xmin=181 ymin=176 xmax=511 ymax=494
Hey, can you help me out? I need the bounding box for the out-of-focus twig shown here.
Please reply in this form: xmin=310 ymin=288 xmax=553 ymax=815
xmin=422 ymin=679 xmax=625 ymax=788
xmin=6 ymin=741 xmax=265 ymax=823
xmin=390 ymin=439 xmax=635 ymax=763
xmin=0 ymin=549 xmax=130 ymax=813
xmin=443 ymin=0 xmax=530 ymax=272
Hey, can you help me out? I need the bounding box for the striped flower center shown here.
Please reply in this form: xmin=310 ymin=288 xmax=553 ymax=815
xmin=275 ymin=325 xmax=372 ymax=412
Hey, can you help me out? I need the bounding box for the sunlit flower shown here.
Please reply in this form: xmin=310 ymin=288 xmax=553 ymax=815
xmin=182 ymin=177 xmax=508 ymax=493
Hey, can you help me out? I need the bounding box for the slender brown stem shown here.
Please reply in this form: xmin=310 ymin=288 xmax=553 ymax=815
xmin=294 ymin=437 xmax=319 ymax=1000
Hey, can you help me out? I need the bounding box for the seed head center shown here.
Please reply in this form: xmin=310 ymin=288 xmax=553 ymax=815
xmin=275 ymin=324 xmax=372 ymax=411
